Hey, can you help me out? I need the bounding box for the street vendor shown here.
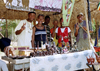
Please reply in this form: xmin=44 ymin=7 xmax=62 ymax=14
xmin=74 ymin=12 xmax=93 ymax=50
xmin=32 ymin=14 xmax=47 ymax=49
xmin=15 ymin=12 xmax=36 ymax=49
xmin=42 ymin=16 xmax=51 ymax=43
xmin=50 ymin=19 xmax=58 ymax=46
xmin=55 ymin=18 xmax=71 ymax=53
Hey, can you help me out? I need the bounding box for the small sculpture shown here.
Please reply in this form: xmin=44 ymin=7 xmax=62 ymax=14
xmin=94 ymin=52 xmax=100 ymax=63
xmin=87 ymin=56 xmax=95 ymax=64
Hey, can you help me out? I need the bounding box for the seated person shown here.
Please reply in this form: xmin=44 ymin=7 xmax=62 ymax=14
xmin=55 ymin=18 xmax=71 ymax=53
xmin=0 ymin=37 xmax=14 ymax=71
xmin=32 ymin=14 xmax=47 ymax=49
xmin=0 ymin=38 xmax=15 ymax=56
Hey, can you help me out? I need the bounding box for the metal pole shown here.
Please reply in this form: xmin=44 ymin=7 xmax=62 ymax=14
xmin=87 ymin=0 xmax=91 ymax=22
xmin=87 ymin=0 xmax=92 ymax=32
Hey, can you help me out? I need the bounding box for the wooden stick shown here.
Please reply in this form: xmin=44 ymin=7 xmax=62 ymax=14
xmin=78 ymin=23 xmax=94 ymax=44
xmin=83 ymin=0 xmax=95 ymax=52
xmin=0 ymin=32 xmax=4 ymax=38
xmin=78 ymin=23 xmax=88 ymax=33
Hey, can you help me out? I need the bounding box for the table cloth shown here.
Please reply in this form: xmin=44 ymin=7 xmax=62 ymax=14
xmin=30 ymin=50 xmax=95 ymax=71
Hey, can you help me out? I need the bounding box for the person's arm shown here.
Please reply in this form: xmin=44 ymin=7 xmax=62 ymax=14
xmin=32 ymin=27 xmax=36 ymax=48
xmin=45 ymin=26 xmax=48 ymax=43
xmin=15 ymin=23 xmax=26 ymax=35
xmin=55 ymin=28 xmax=59 ymax=39
xmin=51 ymin=27 xmax=56 ymax=38
xmin=74 ymin=24 xmax=79 ymax=37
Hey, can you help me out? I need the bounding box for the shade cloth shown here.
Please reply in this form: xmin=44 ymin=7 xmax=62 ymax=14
xmin=5 ymin=0 xmax=62 ymax=12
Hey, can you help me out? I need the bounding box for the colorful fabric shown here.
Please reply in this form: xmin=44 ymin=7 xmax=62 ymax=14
xmin=6 ymin=0 xmax=62 ymax=12
xmin=97 ymin=2 xmax=100 ymax=11
xmin=58 ymin=42 xmax=69 ymax=48
xmin=58 ymin=27 xmax=68 ymax=43
xmin=34 ymin=0 xmax=62 ymax=12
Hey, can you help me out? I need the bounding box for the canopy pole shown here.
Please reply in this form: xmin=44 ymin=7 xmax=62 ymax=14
xmin=83 ymin=0 xmax=95 ymax=52
xmin=5 ymin=9 xmax=8 ymax=38
xmin=96 ymin=21 xmax=99 ymax=46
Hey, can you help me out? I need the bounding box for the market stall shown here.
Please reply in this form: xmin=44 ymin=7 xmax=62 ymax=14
xmin=1 ymin=50 xmax=95 ymax=71
xmin=1 ymin=0 xmax=100 ymax=71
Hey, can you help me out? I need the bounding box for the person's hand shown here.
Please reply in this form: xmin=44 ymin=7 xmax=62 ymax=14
xmin=21 ymin=23 xmax=26 ymax=31
xmin=76 ymin=24 xmax=79 ymax=30
xmin=64 ymin=36 xmax=68 ymax=39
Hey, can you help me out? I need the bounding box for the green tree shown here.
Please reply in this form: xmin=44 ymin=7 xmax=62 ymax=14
xmin=0 ymin=19 xmax=19 ymax=39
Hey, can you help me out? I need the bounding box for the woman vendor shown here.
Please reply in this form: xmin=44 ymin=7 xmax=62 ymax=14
xmin=32 ymin=14 xmax=47 ymax=49
xmin=55 ymin=18 xmax=71 ymax=53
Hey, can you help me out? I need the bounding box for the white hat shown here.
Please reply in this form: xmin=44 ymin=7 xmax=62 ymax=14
xmin=77 ymin=12 xmax=84 ymax=16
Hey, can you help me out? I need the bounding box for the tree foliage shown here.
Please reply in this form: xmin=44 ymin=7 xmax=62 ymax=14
xmin=0 ymin=19 xmax=19 ymax=38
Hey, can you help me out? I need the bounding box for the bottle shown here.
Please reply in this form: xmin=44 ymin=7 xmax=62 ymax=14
xmin=41 ymin=34 xmax=43 ymax=49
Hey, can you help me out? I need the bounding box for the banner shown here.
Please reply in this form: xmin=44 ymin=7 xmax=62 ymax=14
xmin=4 ymin=0 xmax=62 ymax=12
xmin=62 ymin=0 xmax=75 ymax=26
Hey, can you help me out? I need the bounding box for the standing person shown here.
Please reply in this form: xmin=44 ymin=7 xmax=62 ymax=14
xmin=15 ymin=12 xmax=36 ymax=49
xmin=50 ymin=19 xmax=58 ymax=46
xmin=74 ymin=13 xmax=93 ymax=50
xmin=42 ymin=16 xmax=50 ymax=42
xmin=32 ymin=14 xmax=47 ymax=49
xmin=55 ymin=18 xmax=71 ymax=53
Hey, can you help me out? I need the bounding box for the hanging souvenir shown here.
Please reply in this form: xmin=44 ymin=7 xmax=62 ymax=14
xmin=97 ymin=2 xmax=100 ymax=11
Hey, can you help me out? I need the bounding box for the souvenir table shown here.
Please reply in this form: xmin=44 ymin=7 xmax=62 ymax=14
xmin=2 ymin=56 xmax=30 ymax=71
xmin=30 ymin=50 xmax=95 ymax=71
xmin=2 ymin=50 xmax=95 ymax=71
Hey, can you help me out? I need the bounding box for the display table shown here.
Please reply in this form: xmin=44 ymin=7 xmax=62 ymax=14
xmin=30 ymin=50 xmax=95 ymax=71
xmin=2 ymin=56 xmax=30 ymax=71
